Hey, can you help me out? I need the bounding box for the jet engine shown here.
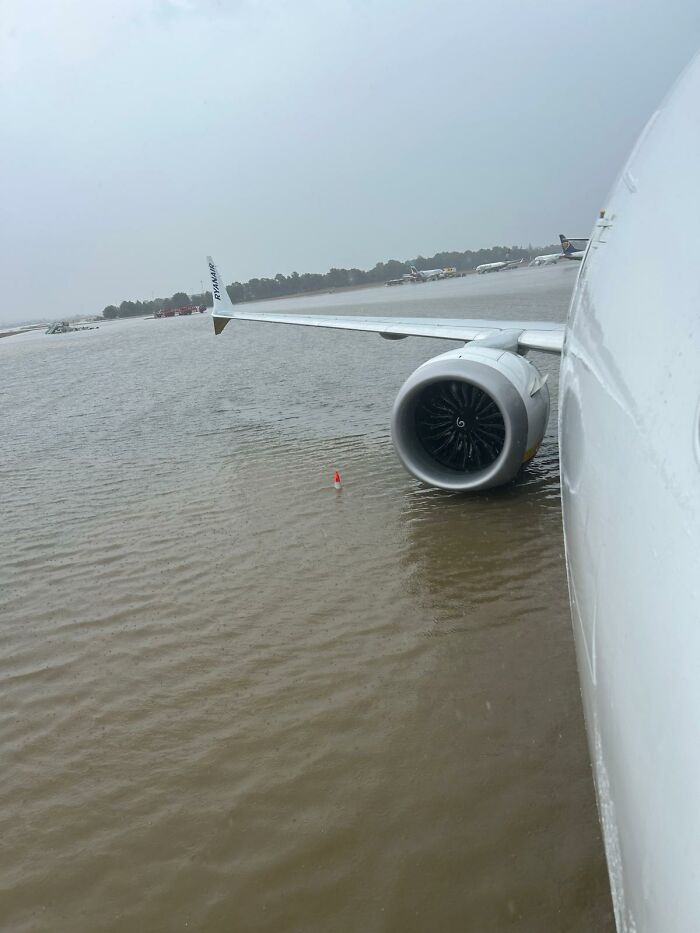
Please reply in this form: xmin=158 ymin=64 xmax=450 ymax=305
xmin=391 ymin=346 xmax=550 ymax=491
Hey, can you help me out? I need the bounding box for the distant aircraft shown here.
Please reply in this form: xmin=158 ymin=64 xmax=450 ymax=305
xmin=475 ymin=259 xmax=523 ymax=273
xmin=530 ymin=253 xmax=562 ymax=266
xmin=559 ymin=234 xmax=589 ymax=260
xmin=407 ymin=264 xmax=445 ymax=282
xmin=208 ymin=49 xmax=700 ymax=931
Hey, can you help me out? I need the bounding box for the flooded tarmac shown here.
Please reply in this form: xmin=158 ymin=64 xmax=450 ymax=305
xmin=1 ymin=265 xmax=614 ymax=931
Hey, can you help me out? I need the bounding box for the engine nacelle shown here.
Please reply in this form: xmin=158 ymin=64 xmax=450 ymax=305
xmin=391 ymin=346 xmax=550 ymax=491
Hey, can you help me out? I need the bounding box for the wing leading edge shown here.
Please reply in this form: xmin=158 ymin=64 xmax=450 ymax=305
xmin=212 ymin=309 xmax=563 ymax=354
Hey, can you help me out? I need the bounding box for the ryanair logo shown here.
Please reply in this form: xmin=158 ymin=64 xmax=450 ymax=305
xmin=209 ymin=261 xmax=221 ymax=301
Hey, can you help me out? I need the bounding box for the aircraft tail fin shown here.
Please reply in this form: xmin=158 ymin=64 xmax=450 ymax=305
xmin=207 ymin=255 xmax=235 ymax=335
xmin=559 ymin=234 xmax=587 ymax=255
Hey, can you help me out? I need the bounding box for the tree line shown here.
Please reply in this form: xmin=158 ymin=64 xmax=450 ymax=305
xmin=101 ymin=243 xmax=561 ymax=319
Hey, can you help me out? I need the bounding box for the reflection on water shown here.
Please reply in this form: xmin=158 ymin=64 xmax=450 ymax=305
xmin=1 ymin=266 xmax=612 ymax=931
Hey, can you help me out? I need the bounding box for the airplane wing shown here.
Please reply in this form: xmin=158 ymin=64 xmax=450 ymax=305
xmin=212 ymin=309 xmax=564 ymax=353
xmin=206 ymin=256 xmax=564 ymax=353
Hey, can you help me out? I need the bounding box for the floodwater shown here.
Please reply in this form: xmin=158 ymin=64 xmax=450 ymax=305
xmin=1 ymin=265 xmax=614 ymax=932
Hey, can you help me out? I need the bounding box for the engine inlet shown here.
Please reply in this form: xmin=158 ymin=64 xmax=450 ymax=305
xmin=414 ymin=380 xmax=506 ymax=472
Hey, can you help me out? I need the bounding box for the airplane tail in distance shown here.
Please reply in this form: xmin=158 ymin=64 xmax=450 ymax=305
xmin=207 ymin=255 xmax=234 ymax=334
xmin=410 ymin=265 xmax=419 ymax=275
xmin=559 ymin=234 xmax=587 ymax=255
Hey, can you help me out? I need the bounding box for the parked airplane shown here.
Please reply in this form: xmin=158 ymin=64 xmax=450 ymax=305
xmin=559 ymin=233 xmax=589 ymax=260
xmin=407 ymin=264 xmax=444 ymax=281
xmin=475 ymin=259 xmax=523 ymax=273
xmin=530 ymin=253 xmax=562 ymax=266
xmin=209 ymin=48 xmax=700 ymax=933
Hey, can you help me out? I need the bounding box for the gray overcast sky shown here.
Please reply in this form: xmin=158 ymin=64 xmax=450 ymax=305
xmin=2 ymin=0 xmax=699 ymax=323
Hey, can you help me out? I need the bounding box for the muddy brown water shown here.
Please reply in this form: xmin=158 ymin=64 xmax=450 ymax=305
xmin=1 ymin=265 xmax=613 ymax=931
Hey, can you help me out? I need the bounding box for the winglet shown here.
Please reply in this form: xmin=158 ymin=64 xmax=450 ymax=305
xmin=213 ymin=316 xmax=230 ymax=335
xmin=207 ymin=255 xmax=235 ymax=335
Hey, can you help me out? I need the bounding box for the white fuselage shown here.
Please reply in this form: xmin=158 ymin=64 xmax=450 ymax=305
xmin=531 ymin=253 xmax=562 ymax=266
xmin=475 ymin=261 xmax=511 ymax=273
xmin=409 ymin=267 xmax=444 ymax=281
xmin=560 ymin=51 xmax=700 ymax=933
